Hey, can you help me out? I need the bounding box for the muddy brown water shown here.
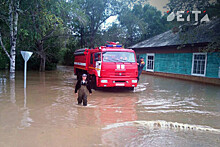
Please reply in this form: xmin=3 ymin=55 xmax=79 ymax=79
xmin=0 ymin=66 xmax=220 ymax=147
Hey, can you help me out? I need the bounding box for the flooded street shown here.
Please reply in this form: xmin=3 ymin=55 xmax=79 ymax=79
xmin=0 ymin=66 xmax=220 ymax=147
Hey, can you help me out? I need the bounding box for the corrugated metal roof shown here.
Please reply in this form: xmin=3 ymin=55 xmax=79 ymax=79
xmin=129 ymin=18 xmax=220 ymax=49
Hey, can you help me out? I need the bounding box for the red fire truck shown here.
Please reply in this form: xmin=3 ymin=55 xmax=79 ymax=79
xmin=74 ymin=42 xmax=138 ymax=90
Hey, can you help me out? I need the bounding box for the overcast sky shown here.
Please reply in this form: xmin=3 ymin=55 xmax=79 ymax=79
xmin=104 ymin=0 xmax=169 ymax=29
xmin=148 ymin=0 xmax=169 ymax=13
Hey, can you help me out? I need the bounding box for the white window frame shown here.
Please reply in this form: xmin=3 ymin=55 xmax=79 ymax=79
xmin=146 ymin=53 xmax=155 ymax=72
xmin=191 ymin=53 xmax=207 ymax=77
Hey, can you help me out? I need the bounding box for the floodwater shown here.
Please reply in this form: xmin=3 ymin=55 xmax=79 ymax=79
xmin=0 ymin=66 xmax=220 ymax=147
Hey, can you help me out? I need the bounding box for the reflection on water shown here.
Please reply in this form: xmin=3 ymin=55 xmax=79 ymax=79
xmin=0 ymin=76 xmax=7 ymax=95
xmin=0 ymin=66 xmax=220 ymax=146
xmin=10 ymin=78 xmax=16 ymax=104
xmin=18 ymin=88 xmax=33 ymax=129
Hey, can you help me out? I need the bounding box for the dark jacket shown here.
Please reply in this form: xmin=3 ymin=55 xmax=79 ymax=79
xmin=75 ymin=79 xmax=92 ymax=93
xmin=138 ymin=60 xmax=145 ymax=71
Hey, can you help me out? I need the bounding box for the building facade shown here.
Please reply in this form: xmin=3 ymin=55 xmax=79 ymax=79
xmin=130 ymin=19 xmax=220 ymax=85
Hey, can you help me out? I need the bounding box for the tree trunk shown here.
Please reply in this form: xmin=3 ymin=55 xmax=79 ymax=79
xmin=36 ymin=40 xmax=46 ymax=72
xmin=80 ymin=27 xmax=84 ymax=48
xmin=39 ymin=57 xmax=46 ymax=72
xmin=0 ymin=32 xmax=10 ymax=59
xmin=0 ymin=0 xmax=20 ymax=74
xmin=10 ymin=59 xmax=16 ymax=73
xmin=9 ymin=0 xmax=14 ymax=48
xmin=9 ymin=0 xmax=19 ymax=73
xmin=89 ymin=31 xmax=95 ymax=48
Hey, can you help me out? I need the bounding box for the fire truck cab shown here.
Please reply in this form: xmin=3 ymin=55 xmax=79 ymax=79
xmin=74 ymin=42 xmax=138 ymax=89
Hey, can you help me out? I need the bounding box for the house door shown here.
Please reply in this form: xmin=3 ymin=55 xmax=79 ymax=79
xmin=146 ymin=53 xmax=154 ymax=72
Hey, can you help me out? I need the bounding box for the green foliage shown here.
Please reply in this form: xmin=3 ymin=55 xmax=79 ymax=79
xmin=118 ymin=3 xmax=169 ymax=47
xmin=70 ymin=0 xmax=121 ymax=48
xmin=207 ymin=0 xmax=220 ymax=18
xmin=0 ymin=51 xmax=9 ymax=69
xmin=1 ymin=0 xmax=219 ymax=71
xmin=99 ymin=23 xmax=127 ymax=46
xmin=166 ymin=0 xmax=211 ymax=12
xmin=16 ymin=0 xmax=73 ymax=71
xmin=61 ymin=38 xmax=80 ymax=66
xmin=166 ymin=0 xmax=220 ymax=52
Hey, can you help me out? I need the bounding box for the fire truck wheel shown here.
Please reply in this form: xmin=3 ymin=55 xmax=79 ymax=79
xmin=92 ymin=76 xmax=97 ymax=90
xmin=128 ymin=87 xmax=134 ymax=91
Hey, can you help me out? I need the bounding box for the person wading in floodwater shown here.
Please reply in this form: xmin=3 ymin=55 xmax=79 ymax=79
xmin=75 ymin=74 xmax=92 ymax=106
xmin=137 ymin=57 xmax=145 ymax=82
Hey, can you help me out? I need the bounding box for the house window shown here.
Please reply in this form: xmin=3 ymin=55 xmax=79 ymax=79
xmin=146 ymin=53 xmax=154 ymax=72
xmin=192 ymin=53 xmax=207 ymax=76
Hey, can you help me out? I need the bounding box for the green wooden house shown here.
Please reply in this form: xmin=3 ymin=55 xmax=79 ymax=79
xmin=130 ymin=18 xmax=220 ymax=85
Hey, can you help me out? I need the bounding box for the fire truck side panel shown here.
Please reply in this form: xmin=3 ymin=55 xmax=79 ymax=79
xmin=87 ymin=52 xmax=99 ymax=77
xmin=74 ymin=54 xmax=87 ymax=75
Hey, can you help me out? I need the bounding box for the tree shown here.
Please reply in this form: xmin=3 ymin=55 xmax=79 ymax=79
xmin=18 ymin=0 xmax=71 ymax=71
xmin=99 ymin=23 xmax=127 ymax=46
xmin=166 ymin=0 xmax=211 ymax=12
xmin=71 ymin=0 xmax=121 ymax=48
xmin=166 ymin=0 xmax=220 ymax=52
xmin=0 ymin=0 xmax=20 ymax=76
xmin=118 ymin=3 xmax=169 ymax=47
xmin=206 ymin=0 xmax=220 ymax=18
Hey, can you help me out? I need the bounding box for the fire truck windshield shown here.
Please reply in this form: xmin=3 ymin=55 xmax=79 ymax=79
xmin=102 ymin=52 xmax=135 ymax=63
